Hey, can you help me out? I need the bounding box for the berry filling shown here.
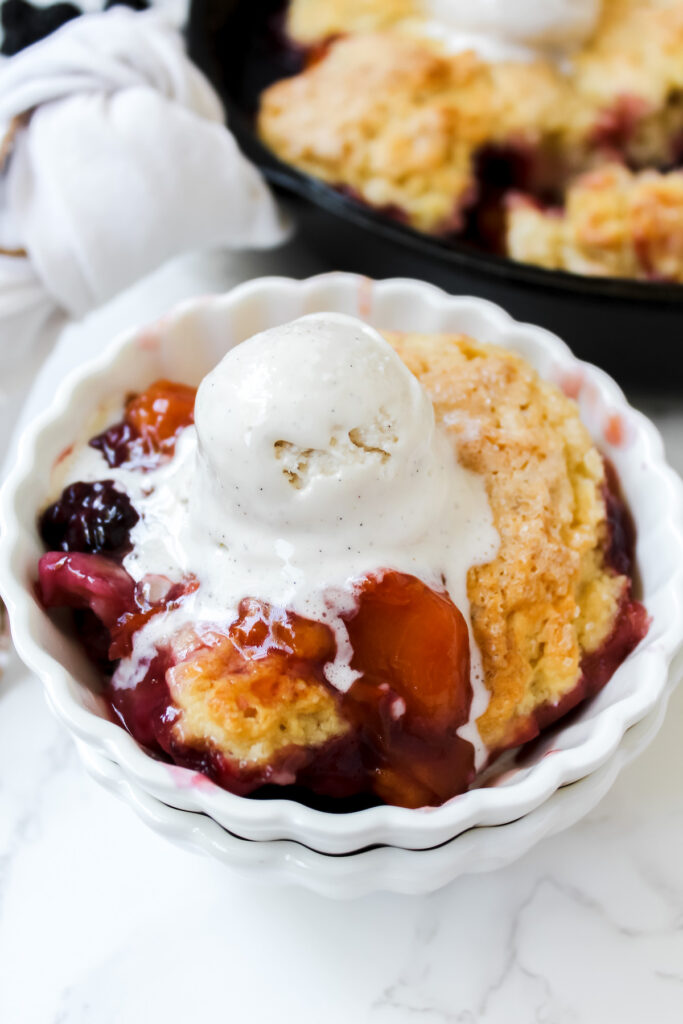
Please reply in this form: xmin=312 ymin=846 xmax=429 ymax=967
xmin=39 ymin=551 xmax=136 ymax=630
xmin=90 ymin=380 xmax=196 ymax=469
xmin=603 ymin=460 xmax=637 ymax=578
xmin=590 ymin=95 xmax=653 ymax=156
xmin=39 ymin=480 xmax=139 ymax=557
xmin=37 ymin=464 xmax=648 ymax=807
xmin=38 ymin=557 xmax=474 ymax=808
xmin=37 ymin=552 xmax=197 ymax=660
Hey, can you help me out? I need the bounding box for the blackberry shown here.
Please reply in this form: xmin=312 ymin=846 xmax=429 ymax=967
xmin=89 ymin=420 xmax=141 ymax=468
xmin=39 ymin=480 xmax=139 ymax=556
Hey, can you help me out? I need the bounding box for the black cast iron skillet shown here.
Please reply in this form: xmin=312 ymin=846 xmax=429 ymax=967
xmin=187 ymin=0 xmax=683 ymax=390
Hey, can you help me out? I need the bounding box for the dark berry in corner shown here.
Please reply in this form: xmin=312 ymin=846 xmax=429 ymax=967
xmin=104 ymin=0 xmax=149 ymax=10
xmin=39 ymin=480 xmax=139 ymax=557
xmin=0 ymin=0 xmax=81 ymax=56
xmin=90 ymin=380 xmax=196 ymax=469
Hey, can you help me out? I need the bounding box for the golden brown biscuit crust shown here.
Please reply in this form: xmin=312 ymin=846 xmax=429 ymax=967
xmin=257 ymin=32 xmax=581 ymax=233
xmin=260 ymin=1 xmax=683 ymax=266
xmin=383 ymin=330 xmax=625 ymax=752
xmin=168 ymin=621 xmax=349 ymax=769
xmin=259 ymin=32 xmax=494 ymax=232
xmin=506 ymin=163 xmax=683 ymax=280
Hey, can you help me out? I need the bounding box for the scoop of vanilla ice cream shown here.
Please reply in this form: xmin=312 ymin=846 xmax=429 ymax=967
xmin=186 ymin=311 xmax=497 ymax=725
xmin=64 ymin=310 xmax=498 ymax=715
xmin=427 ymin=0 xmax=600 ymax=47
xmin=192 ymin=312 xmax=451 ymax=557
xmin=420 ymin=0 xmax=601 ymax=61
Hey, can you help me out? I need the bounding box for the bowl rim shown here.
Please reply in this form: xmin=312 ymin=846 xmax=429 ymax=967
xmin=2 ymin=272 xmax=682 ymax=854
xmin=75 ymin=684 xmax=675 ymax=897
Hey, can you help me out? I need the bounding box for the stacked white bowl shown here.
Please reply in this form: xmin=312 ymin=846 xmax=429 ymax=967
xmin=2 ymin=275 xmax=682 ymax=897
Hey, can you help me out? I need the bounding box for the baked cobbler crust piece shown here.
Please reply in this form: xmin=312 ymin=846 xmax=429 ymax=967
xmin=167 ymin=615 xmax=349 ymax=780
xmin=257 ymin=32 xmax=578 ymax=235
xmin=259 ymin=0 xmax=683 ymax=278
xmin=506 ymin=164 xmax=683 ymax=279
xmin=384 ymin=331 xmax=633 ymax=752
xmin=259 ymin=33 xmax=495 ymax=233
xmin=572 ymin=0 xmax=683 ymax=166
xmin=258 ymin=32 xmax=578 ymax=234
xmin=284 ymin=0 xmax=683 ymax=157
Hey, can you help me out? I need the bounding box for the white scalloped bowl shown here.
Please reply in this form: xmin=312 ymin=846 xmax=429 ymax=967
xmin=1 ymin=274 xmax=682 ymax=857
xmin=74 ymin=682 xmax=677 ymax=898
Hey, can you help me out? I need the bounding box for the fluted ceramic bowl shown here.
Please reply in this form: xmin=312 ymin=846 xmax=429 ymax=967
xmin=74 ymin=680 xmax=679 ymax=897
xmin=1 ymin=274 xmax=682 ymax=860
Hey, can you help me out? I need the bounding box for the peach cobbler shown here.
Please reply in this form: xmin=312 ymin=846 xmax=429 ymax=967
xmin=256 ymin=0 xmax=683 ymax=281
xmin=38 ymin=314 xmax=647 ymax=809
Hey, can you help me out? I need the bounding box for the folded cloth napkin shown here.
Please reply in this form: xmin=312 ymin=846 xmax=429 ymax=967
xmin=0 ymin=6 xmax=287 ymax=322
xmin=0 ymin=6 xmax=288 ymax=460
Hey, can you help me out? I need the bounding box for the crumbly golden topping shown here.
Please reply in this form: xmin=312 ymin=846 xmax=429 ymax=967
xmin=383 ymin=330 xmax=625 ymax=751
xmin=259 ymin=33 xmax=495 ymax=232
xmin=506 ymin=163 xmax=683 ymax=280
xmin=260 ymin=0 xmax=683 ymax=268
xmin=282 ymin=0 xmax=683 ymax=140
xmin=574 ymin=1 xmax=683 ymax=115
xmin=258 ymin=32 xmax=580 ymax=233
xmin=168 ymin=625 xmax=348 ymax=768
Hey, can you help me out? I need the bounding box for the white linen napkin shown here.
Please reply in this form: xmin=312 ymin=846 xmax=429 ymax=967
xmin=0 ymin=6 xmax=288 ymax=441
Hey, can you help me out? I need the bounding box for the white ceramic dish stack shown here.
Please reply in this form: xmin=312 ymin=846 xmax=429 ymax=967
xmin=1 ymin=274 xmax=682 ymax=893
xmin=73 ymin=678 xmax=679 ymax=898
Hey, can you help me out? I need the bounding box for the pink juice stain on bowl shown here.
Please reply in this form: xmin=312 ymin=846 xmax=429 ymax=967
xmin=604 ymin=411 xmax=627 ymax=448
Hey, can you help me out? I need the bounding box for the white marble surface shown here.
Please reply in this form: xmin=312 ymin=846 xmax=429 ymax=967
xmin=1 ymin=247 xmax=682 ymax=1023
